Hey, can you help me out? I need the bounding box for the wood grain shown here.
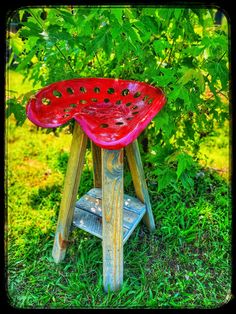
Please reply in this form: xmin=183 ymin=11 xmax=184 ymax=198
xmin=52 ymin=123 xmax=88 ymax=263
xmin=73 ymin=206 xmax=129 ymax=240
xmin=91 ymin=141 xmax=102 ymax=188
xmin=102 ymin=149 xmax=124 ymax=292
xmin=125 ymin=140 xmax=155 ymax=232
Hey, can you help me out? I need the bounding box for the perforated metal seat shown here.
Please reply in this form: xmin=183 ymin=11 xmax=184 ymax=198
xmin=26 ymin=78 xmax=166 ymax=149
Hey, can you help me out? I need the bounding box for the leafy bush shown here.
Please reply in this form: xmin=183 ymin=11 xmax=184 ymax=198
xmin=6 ymin=7 xmax=229 ymax=190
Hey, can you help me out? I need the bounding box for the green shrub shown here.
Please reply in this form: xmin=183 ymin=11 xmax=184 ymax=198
xmin=6 ymin=7 xmax=229 ymax=191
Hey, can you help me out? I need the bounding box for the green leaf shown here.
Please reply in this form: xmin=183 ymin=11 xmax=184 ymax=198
xmin=184 ymin=120 xmax=195 ymax=140
xmin=47 ymin=25 xmax=75 ymax=47
xmin=181 ymin=56 xmax=195 ymax=68
xmin=195 ymin=70 xmax=205 ymax=92
xmin=21 ymin=21 xmax=42 ymax=35
xmin=141 ymin=15 xmax=159 ymax=33
xmin=176 ymin=153 xmax=193 ymax=179
xmin=156 ymin=167 xmax=177 ymax=192
xmin=110 ymin=20 xmax=122 ymax=39
xmin=174 ymin=9 xmax=183 ymax=20
xmin=179 ymin=172 xmax=194 ymax=190
xmin=16 ymin=48 xmax=38 ymax=72
xmin=56 ymin=8 xmax=77 ymax=27
xmin=9 ymin=33 xmax=24 ymax=55
xmin=178 ymin=68 xmax=205 ymax=92
xmin=153 ymin=39 xmax=171 ymax=57
xmin=191 ymin=9 xmax=205 ymax=27
xmin=19 ymin=10 xmax=24 ymax=22
xmin=154 ymin=109 xmax=169 ymax=129
xmin=92 ymin=28 xmax=113 ymax=57
xmin=156 ymin=9 xmax=173 ymax=22
xmin=183 ymin=45 xmax=205 ymax=57
xmin=112 ymin=8 xmax=123 ymax=25
xmin=156 ymin=73 xmax=174 ymax=86
xmin=103 ymin=32 xmax=112 ymax=57
xmin=123 ymin=23 xmax=142 ymax=47
xmin=123 ymin=8 xmax=134 ymax=20
xmin=178 ymin=68 xmax=195 ymax=85
xmin=169 ymin=86 xmax=190 ymax=108
xmin=207 ymin=60 xmax=229 ymax=90
xmin=6 ymin=99 xmax=26 ymax=126
xmin=25 ymin=36 xmax=41 ymax=52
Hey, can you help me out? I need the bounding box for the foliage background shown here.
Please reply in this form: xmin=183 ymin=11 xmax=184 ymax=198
xmin=6 ymin=7 xmax=230 ymax=190
xmin=6 ymin=6 xmax=231 ymax=309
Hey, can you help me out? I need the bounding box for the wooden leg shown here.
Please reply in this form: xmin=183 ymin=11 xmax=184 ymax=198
xmin=125 ymin=140 xmax=155 ymax=232
xmin=52 ymin=123 xmax=88 ymax=263
xmin=102 ymin=149 xmax=124 ymax=292
xmin=91 ymin=141 xmax=102 ymax=188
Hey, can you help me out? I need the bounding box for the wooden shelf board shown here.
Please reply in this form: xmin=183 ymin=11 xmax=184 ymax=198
xmin=73 ymin=188 xmax=146 ymax=244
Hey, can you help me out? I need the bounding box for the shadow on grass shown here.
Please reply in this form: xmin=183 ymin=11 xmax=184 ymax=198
xmin=29 ymin=172 xmax=94 ymax=213
xmin=29 ymin=184 xmax=62 ymax=211
xmin=54 ymin=150 xmax=94 ymax=194
xmin=54 ymin=151 xmax=69 ymax=175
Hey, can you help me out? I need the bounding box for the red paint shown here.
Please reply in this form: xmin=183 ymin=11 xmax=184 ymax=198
xmin=26 ymin=78 xmax=166 ymax=149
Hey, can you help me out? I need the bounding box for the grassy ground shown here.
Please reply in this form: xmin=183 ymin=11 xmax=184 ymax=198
xmin=6 ymin=71 xmax=231 ymax=309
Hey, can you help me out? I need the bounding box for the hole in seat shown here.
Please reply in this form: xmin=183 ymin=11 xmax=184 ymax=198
xmin=70 ymin=104 xmax=77 ymax=108
xmin=42 ymin=98 xmax=51 ymax=105
xmin=132 ymin=111 xmax=139 ymax=115
xmin=67 ymin=87 xmax=74 ymax=94
xmin=143 ymin=95 xmax=149 ymax=101
xmin=63 ymin=114 xmax=70 ymax=118
xmin=80 ymin=87 xmax=87 ymax=93
xmin=148 ymin=98 xmax=153 ymax=104
xmin=104 ymin=98 xmax=110 ymax=103
xmin=116 ymin=100 xmax=122 ymax=105
xmin=134 ymin=91 xmax=141 ymax=98
xmin=91 ymin=98 xmax=98 ymax=102
xmin=115 ymin=122 xmax=124 ymax=125
xmin=53 ymin=90 xmax=62 ymax=98
xmin=121 ymin=89 xmax=129 ymax=96
xmin=100 ymin=123 xmax=109 ymax=128
xmin=107 ymin=87 xmax=115 ymax=94
xmin=127 ymin=117 xmax=133 ymax=120
xmin=64 ymin=108 xmax=71 ymax=112
xmin=132 ymin=105 xmax=138 ymax=110
xmin=94 ymin=87 xmax=100 ymax=93
xmin=80 ymin=100 xmax=87 ymax=104
xmin=126 ymin=102 xmax=132 ymax=107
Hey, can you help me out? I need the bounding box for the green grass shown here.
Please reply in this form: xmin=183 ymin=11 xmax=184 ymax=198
xmin=6 ymin=71 xmax=231 ymax=309
xmin=197 ymin=122 xmax=230 ymax=182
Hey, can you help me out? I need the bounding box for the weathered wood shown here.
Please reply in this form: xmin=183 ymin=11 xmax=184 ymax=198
xmin=73 ymin=207 xmax=129 ymax=240
xmin=125 ymin=140 xmax=155 ymax=232
xmin=91 ymin=141 xmax=102 ymax=188
xmin=73 ymin=188 xmax=146 ymax=243
xmin=76 ymin=194 xmax=138 ymax=230
xmin=102 ymin=149 xmax=124 ymax=292
xmin=87 ymin=188 xmax=145 ymax=213
xmin=52 ymin=123 xmax=88 ymax=263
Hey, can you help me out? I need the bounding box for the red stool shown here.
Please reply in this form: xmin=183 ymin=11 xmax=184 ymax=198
xmin=26 ymin=78 xmax=166 ymax=292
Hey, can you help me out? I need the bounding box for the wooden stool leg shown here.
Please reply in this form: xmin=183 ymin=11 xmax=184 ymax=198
xmin=52 ymin=123 xmax=88 ymax=263
xmin=91 ymin=141 xmax=102 ymax=188
xmin=125 ymin=140 xmax=155 ymax=232
xmin=102 ymin=149 xmax=124 ymax=292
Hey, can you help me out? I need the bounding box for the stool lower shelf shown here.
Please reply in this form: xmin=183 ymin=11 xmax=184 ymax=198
xmin=73 ymin=188 xmax=146 ymax=244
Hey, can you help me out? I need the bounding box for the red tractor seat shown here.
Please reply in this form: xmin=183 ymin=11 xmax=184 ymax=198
xmin=26 ymin=78 xmax=166 ymax=149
